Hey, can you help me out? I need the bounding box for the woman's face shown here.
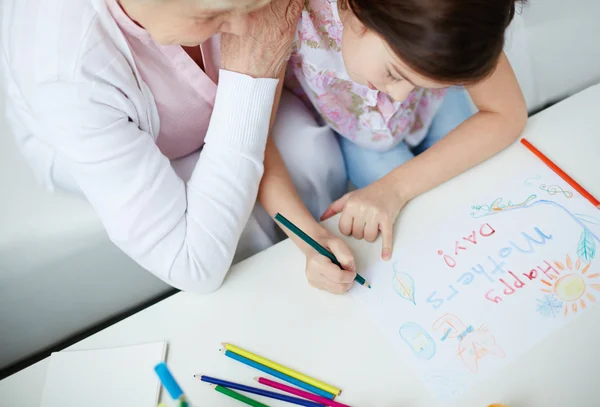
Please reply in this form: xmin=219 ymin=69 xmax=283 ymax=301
xmin=120 ymin=0 xmax=269 ymax=46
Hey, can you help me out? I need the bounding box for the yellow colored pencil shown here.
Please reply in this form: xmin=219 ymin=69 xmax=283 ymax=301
xmin=222 ymin=343 xmax=341 ymax=396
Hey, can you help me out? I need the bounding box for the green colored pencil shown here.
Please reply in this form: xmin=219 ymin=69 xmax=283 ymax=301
xmin=213 ymin=384 xmax=270 ymax=407
xmin=275 ymin=213 xmax=371 ymax=288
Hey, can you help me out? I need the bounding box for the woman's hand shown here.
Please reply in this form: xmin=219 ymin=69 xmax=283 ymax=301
xmin=321 ymin=177 xmax=408 ymax=261
xmin=220 ymin=0 xmax=303 ymax=78
xmin=303 ymin=228 xmax=356 ymax=294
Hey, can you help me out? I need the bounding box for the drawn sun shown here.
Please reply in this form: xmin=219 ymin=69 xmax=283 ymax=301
xmin=540 ymin=254 xmax=599 ymax=316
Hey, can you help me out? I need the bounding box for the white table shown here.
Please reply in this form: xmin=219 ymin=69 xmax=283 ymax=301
xmin=2 ymin=84 xmax=600 ymax=407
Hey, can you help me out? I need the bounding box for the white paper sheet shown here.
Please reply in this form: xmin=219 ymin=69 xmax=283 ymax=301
xmin=352 ymin=159 xmax=600 ymax=403
xmin=41 ymin=341 xmax=167 ymax=407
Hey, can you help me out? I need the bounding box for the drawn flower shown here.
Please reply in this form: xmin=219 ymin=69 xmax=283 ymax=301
xmin=536 ymin=294 xmax=563 ymax=318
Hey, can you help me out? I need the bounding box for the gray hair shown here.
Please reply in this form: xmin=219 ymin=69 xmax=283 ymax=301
xmin=155 ymin=0 xmax=270 ymax=10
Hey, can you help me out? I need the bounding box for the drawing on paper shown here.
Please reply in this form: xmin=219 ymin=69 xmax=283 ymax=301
xmin=578 ymin=229 xmax=597 ymax=263
xmin=536 ymin=294 xmax=563 ymax=318
xmin=392 ymin=263 xmax=416 ymax=305
xmin=523 ymin=174 xmax=574 ymax=198
xmin=539 ymin=254 xmax=599 ymax=316
xmin=523 ymin=175 xmax=541 ymax=186
xmin=351 ymin=163 xmax=600 ymax=403
xmin=575 ymin=213 xmax=600 ymax=225
xmin=423 ymin=371 xmax=469 ymax=402
xmin=470 ymin=194 xmax=537 ymax=218
xmin=469 ymin=199 xmax=600 ymax=248
xmin=440 ymin=328 xmax=453 ymax=341
xmin=539 ymin=184 xmax=573 ymax=198
xmin=433 ymin=314 xmax=505 ymax=373
xmin=399 ymin=322 xmax=437 ymax=360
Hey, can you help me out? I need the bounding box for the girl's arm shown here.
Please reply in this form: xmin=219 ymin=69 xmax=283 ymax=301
xmin=322 ymin=53 xmax=527 ymax=258
xmin=388 ymin=52 xmax=528 ymax=200
xmin=258 ymin=91 xmax=357 ymax=293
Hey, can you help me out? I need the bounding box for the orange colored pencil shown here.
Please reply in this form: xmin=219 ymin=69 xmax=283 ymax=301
xmin=521 ymin=138 xmax=600 ymax=209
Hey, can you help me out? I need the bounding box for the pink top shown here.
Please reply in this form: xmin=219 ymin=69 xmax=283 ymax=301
xmin=286 ymin=0 xmax=446 ymax=152
xmin=106 ymin=0 xmax=220 ymax=159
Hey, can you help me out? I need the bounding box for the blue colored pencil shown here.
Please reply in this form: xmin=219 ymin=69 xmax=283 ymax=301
xmin=222 ymin=350 xmax=335 ymax=400
xmin=196 ymin=375 xmax=325 ymax=407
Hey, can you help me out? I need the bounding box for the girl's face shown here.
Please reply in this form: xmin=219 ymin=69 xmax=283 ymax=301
xmin=339 ymin=7 xmax=449 ymax=101
xmin=120 ymin=0 xmax=269 ymax=46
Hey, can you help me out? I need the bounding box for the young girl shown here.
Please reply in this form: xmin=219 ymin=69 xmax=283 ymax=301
xmin=261 ymin=0 xmax=528 ymax=293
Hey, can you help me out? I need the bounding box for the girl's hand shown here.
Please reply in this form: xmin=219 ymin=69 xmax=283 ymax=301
xmin=220 ymin=0 xmax=303 ymax=79
xmin=321 ymin=177 xmax=407 ymax=260
xmin=304 ymin=229 xmax=357 ymax=294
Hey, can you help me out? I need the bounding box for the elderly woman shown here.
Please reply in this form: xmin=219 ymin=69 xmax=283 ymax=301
xmin=1 ymin=0 xmax=347 ymax=293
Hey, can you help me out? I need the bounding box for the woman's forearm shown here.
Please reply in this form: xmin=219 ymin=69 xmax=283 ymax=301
xmin=28 ymin=70 xmax=278 ymax=294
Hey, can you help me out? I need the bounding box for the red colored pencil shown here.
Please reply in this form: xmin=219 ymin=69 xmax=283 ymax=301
xmin=521 ymin=138 xmax=600 ymax=209
xmin=255 ymin=377 xmax=351 ymax=407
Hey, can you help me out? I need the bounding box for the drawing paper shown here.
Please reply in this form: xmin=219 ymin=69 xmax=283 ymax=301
xmin=352 ymin=159 xmax=600 ymax=402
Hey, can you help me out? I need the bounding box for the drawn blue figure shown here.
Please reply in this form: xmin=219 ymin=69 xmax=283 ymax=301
xmin=536 ymin=294 xmax=563 ymax=318
xmin=399 ymin=322 xmax=436 ymax=360
xmin=392 ymin=264 xmax=416 ymax=305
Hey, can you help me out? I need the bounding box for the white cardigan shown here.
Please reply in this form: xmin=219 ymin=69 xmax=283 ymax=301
xmin=1 ymin=0 xmax=279 ymax=293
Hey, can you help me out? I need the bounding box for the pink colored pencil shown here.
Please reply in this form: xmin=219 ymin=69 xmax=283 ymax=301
xmin=255 ymin=377 xmax=351 ymax=407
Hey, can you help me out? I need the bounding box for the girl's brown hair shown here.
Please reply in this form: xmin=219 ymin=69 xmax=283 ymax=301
xmin=342 ymin=0 xmax=526 ymax=83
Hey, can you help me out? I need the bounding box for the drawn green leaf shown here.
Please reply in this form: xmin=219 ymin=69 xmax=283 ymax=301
xmin=577 ymin=229 xmax=596 ymax=262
